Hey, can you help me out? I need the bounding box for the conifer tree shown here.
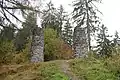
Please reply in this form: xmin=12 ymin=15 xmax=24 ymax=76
xmin=15 ymin=12 xmax=37 ymax=51
xmin=96 ymin=25 xmax=112 ymax=57
xmin=42 ymin=2 xmax=66 ymax=36
xmin=62 ymin=19 xmax=73 ymax=45
xmin=0 ymin=24 xmax=15 ymax=41
xmin=113 ymin=31 xmax=120 ymax=45
xmin=73 ymin=0 xmax=102 ymax=51
xmin=0 ymin=0 xmax=41 ymax=28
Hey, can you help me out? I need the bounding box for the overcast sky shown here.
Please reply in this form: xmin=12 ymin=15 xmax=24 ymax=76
xmin=45 ymin=0 xmax=120 ymax=36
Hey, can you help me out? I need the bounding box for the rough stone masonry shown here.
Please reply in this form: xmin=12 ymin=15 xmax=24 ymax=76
xmin=31 ymin=26 xmax=44 ymax=62
xmin=73 ymin=27 xmax=88 ymax=58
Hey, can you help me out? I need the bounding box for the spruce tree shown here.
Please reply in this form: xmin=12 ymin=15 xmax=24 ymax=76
xmin=62 ymin=19 xmax=73 ymax=45
xmin=0 ymin=24 xmax=15 ymax=41
xmin=42 ymin=1 xmax=58 ymax=29
xmin=113 ymin=31 xmax=120 ymax=45
xmin=57 ymin=5 xmax=67 ymax=36
xmin=15 ymin=12 xmax=37 ymax=51
xmin=96 ymin=25 xmax=112 ymax=57
xmin=42 ymin=2 xmax=66 ymax=36
xmin=73 ymin=0 xmax=102 ymax=51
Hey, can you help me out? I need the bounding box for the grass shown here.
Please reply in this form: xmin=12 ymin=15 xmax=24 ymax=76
xmin=1 ymin=55 xmax=120 ymax=80
xmin=0 ymin=61 xmax=69 ymax=80
xmin=69 ymin=57 xmax=120 ymax=80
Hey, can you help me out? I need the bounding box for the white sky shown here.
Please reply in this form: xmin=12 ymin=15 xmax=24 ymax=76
xmin=45 ymin=0 xmax=120 ymax=36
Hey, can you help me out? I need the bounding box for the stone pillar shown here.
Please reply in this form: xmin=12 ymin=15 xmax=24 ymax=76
xmin=73 ymin=27 xmax=88 ymax=58
xmin=31 ymin=26 xmax=44 ymax=62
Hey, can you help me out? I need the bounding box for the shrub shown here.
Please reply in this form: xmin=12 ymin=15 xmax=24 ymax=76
xmin=44 ymin=28 xmax=73 ymax=61
xmin=0 ymin=40 xmax=31 ymax=64
xmin=0 ymin=40 xmax=15 ymax=64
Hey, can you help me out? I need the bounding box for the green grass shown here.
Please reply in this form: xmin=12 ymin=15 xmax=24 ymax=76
xmin=69 ymin=57 xmax=119 ymax=80
xmin=1 ymin=55 xmax=120 ymax=80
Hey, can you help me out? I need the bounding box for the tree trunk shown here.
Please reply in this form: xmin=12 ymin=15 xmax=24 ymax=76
xmin=86 ymin=0 xmax=91 ymax=51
